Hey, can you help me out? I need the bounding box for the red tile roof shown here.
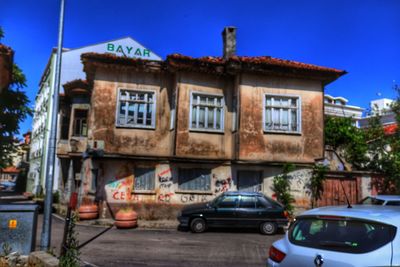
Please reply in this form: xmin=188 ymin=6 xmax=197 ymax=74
xmin=1 ymin=166 xmax=20 ymax=173
xmin=383 ymin=123 xmax=397 ymax=135
xmin=81 ymin=52 xmax=346 ymax=85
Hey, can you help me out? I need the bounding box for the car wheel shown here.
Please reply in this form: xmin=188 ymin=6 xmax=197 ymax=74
xmin=260 ymin=221 xmax=277 ymax=235
xmin=190 ymin=218 xmax=206 ymax=233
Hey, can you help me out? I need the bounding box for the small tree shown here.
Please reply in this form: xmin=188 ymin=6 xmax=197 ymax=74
xmin=309 ymin=164 xmax=328 ymax=208
xmin=325 ymin=116 xmax=368 ymax=169
xmin=273 ymin=164 xmax=295 ymax=215
xmin=0 ymin=26 xmax=32 ymax=168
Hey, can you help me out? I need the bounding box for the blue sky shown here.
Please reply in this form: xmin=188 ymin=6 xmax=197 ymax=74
xmin=1 ymin=0 xmax=400 ymax=136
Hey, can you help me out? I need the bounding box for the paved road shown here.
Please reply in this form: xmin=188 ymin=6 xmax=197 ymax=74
xmin=36 ymin=215 xmax=283 ymax=267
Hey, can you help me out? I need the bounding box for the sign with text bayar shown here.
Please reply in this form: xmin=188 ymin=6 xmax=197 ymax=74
xmin=107 ymin=43 xmax=152 ymax=58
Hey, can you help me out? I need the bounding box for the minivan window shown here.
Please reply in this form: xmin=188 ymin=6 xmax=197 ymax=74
xmin=386 ymin=201 xmax=400 ymax=206
xmin=359 ymin=197 xmax=385 ymax=205
xmin=289 ymin=217 xmax=397 ymax=253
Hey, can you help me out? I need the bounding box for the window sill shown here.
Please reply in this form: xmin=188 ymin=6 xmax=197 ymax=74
xmin=176 ymin=190 xmax=213 ymax=195
xmin=189 ymin=128 xmax=225 ymax=134
xmin=264 ymin=130 xmax=302 ymax=136
xmin=116 ymin=125 xmax=155 ymax=130
xmin=132 ymin=190 xmax=156 ymax=195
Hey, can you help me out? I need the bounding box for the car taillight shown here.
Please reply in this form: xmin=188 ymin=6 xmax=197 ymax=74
xmin=283 ymin=211 xmax=289 ymax=218
xmin=269 ymin=246 xmax=286 ymax=263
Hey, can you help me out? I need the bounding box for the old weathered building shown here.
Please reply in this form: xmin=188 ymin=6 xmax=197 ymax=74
xmin=57 ymin=28 xmax=346 ymax=214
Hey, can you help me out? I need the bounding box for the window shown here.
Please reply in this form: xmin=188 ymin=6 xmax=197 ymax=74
xmin=239 ymin=196 xmax=256 ymax=209
xmin=217 ymin=195 xmax=239 ymax=208
xmin=386 ymin=201 xmax=400 ymax=206
xmin=289 ymin=217 xmax=396 ymax=254
xmin=264 ymin=95 xmax=300 ymax=133
xmin=117 ymin=90 xmax=156 ymax=128
xmin=190 ymin=93 xmax=224 ymax=131
xmin=134 ymin=168 xmax=155 ymax=191
xmin=73 ymin=110 xmax=88 ymax=136
xmin=178 ymin=168 xmax=211 ymax=192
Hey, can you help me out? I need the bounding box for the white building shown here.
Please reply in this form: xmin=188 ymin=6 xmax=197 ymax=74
xmin=27 ymin=37 xmax=161 ymax=194
xmin=358 ymin=98 xmax=396 ymax=128
xmin=324 ymin=94 xmax=363 ymax=126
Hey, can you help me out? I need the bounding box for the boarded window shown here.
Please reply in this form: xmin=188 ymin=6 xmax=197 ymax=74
xmin=178 ymin=168 xmax=211 ymax=191
xmin=134 ymin=168 xmax=155 ymax=191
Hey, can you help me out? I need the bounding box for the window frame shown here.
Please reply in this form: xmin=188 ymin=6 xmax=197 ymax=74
xmin=115 ymin=88 xmax=157 ymax=129
xmin=263 ymin=94 xmax=302 ymax=134
xmin=189 ymin=91 xmax=225 ymax=133
xmin=72 ymin=109 xmax=88 ymax=137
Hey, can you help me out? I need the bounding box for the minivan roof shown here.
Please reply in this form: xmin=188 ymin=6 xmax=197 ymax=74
xmin=370 ymin=195 xmax=400 ymax=201
xmin=299 ymin=205 xmax=400 ymax=226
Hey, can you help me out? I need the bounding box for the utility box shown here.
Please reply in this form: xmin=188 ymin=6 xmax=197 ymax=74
xmin=0 ymin=204 xmax=38 ymax=255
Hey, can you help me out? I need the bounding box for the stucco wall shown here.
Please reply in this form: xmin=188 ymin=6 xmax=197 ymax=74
xmin=89 ymin=69 xmax=173 ymax=157
xmin=238 ymin=74 xmax=324 ymax=163
xmin=175 ymin=72 xmax=234 ymax=159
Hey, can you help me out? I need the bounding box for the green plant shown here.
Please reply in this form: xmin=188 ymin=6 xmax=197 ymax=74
xmin=52 ymin=191 xmax=60 ymax=204
xmin=59 ymin=212 xmax=80 ymax=267
xmin=309 ymin=164 xmax=328 ymax=208
xmin=1 ymin=242 xmax=12 ymax=256
xmin=273 ymin=164 xmax=295 ymax=215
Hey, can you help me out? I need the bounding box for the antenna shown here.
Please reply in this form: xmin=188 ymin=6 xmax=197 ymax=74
xmin=340 ymin=180 xmax=352 ymax=208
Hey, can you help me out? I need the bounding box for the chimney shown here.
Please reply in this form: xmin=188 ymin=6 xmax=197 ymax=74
xmin=222 ymin=26 xmax=237 ymax=59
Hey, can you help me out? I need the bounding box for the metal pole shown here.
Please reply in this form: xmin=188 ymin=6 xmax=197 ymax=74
xmin=40 ymin=0 xmax=65 ymax=250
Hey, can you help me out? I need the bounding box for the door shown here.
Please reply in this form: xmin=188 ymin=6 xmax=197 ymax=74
xmin=237 ymin=171 xmax=262 ymax=192
xmin=207 ymin=194 xmax=239 ymax=227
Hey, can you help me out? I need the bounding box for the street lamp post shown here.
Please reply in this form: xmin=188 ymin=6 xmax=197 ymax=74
xmin=40 ymin=0 xmax=65 ymax=250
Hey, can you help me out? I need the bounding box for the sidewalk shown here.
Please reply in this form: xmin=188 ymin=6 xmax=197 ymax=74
xmin=52 ymin=213 xmax=179 ymax=230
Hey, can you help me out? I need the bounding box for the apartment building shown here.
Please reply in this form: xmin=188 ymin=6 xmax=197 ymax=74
xmin=57 ymin=28 xmax=345 ymax=211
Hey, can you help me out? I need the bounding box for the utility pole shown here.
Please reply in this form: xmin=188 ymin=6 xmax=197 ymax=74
xmin=40 ymin=0 xmax=65 ymax=250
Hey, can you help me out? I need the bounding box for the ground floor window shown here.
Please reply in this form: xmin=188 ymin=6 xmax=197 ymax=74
xmin=134 ymin=168 xmax=155 ymax=191
xmin=178 ymin=168 xmax=211 ymax=191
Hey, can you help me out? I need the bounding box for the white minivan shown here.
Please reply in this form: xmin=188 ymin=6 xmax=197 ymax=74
xmin=268 ymin=205 xmax=400 ymax=267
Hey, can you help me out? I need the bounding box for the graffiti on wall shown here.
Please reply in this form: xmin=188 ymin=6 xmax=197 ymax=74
xmin=158 ymin=168 xmax=173 ymax=189
xmin=289 ymin=169 xmax=312 ymax=196
xmin=180 ymin=194 xmax=211 ymax=203
xmin=158 ymin=193 xmax=174 ymax=203
xmin=157 ymin=168 xmax=174 ymax=203
xmin=105 ymin=175 xmax=134 ymax=203
xmin=213 ymin=174 xmax=232 ymax=193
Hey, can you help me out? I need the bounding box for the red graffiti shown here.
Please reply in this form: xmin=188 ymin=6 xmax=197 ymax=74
xmin=113 ymin=191 xmax=134 ymax=201
xmin=158 ymin=193 xmax=174 ymax=203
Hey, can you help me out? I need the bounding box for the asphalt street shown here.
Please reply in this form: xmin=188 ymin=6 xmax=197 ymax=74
xmin=35 ymin=215 xmax=283 ymax=267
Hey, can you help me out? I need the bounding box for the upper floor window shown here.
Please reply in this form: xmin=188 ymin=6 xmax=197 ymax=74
xmin=73 ymin=109 xmax=88 ymax=137
xmin=264 ymin=95 xmax=301 ymax=133
xmin=190 ymin=92 xmax=224 ymax=132
xmin=117 ymin=90 xmax=156 ymax=128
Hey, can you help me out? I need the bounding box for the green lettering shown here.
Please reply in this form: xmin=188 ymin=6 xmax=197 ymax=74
xmin=116 ymin=45 xmax=123 ymax=53
xmin=107 ymin=43 xmax=114 ymax=51
xmin=134 ymin=48 xmax=142 ymax=56
xmin=143 ymin=49 xmax=150 ymax=57
xmin=126 ymin=46 xmax=133 ymax=54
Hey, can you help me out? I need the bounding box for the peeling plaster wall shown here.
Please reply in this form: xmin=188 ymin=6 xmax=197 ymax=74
xmin=175 ymin=72 xmax=234 ymax=159
xmin=88 ymin=68 xmax=172 ymax=156
xmin=238 ymin=74 xmax=324 ymax=163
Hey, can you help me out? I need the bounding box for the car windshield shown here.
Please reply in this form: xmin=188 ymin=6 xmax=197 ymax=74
xmin=359 ymin=196 xmax=385 ymax=205
xmin=289 ymin=217 xmax=396 ymax=253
